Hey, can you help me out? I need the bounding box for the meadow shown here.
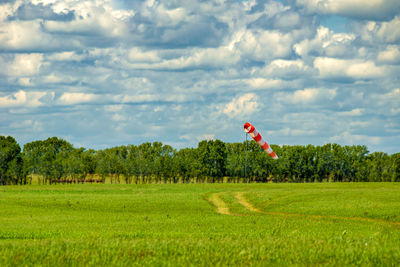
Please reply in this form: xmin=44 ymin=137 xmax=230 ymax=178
xmin=0 ymin=183 xmax=399 ymax=266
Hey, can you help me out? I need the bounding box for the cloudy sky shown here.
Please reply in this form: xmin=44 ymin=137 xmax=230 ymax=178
xmin=1 ymin=0 xmax=399 ymax=153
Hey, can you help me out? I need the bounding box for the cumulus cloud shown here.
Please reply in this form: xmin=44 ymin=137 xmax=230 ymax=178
xmin=0 ymin=0 xmax=399 ymax=153
xmin=58 ymin=92 xmax=98 ymax=105
xmin=46 ymin=51 xmax=85 ymax=61
xmin=146 ymin=45 xmax=240 ymax=70
xmin=0 ymin=20 xmax=72 ymax=51
xmin=5 ymin=53 xmax=44 ymax=76
xmin=360 ymin=17 xmax=400 ymax=44
xmin=235 ymin=29 xmax=294 ymax=61
xmin=41 ymin=0 xmax=134 ymax=38
xmin=0 ymin=3 xmax=15 ymax=22
xmin=244 ymin=78 xmax=284 ymax=90
xmin=128 ymin=47 xmax=160 ymax=63
xmin=0 ymin=90 xmax=49 ymax=108
xmin=261 ymin=59 xmax=313 ymax=78
xmin=222 ymin=93 xmax=259 ymax=118
xmin=0 ymin=1 xmax=134 ymax=52
xmin=314 ymin=57 xmax=388 ymax=80
xmin=276 ymin=88 xmax=336 ymax=105
xmin=11 ymin=2 xmax=75 ymax=21
xmin=377 ymin=45 xmax=400 ymax=64
xmin=141 ymin=2 xmax=187 ymax=27
xmin=296 ymin=0 xmax=400 ymax=20
xmin=291 ymin=88 xmax=320 ymax=103
xmin=294 ymin=26 xmax=356 ymax=58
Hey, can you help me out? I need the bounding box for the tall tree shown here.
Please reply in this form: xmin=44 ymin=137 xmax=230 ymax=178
xmin=198 ymin=140 xmax=227 ymax=180
xmin=390 ymin=153 xmax=400 ymax=182
xmin=0 ymin=136 xmax=25 ymax=185
xmin=22 ymin=137 xmax=74 ymax=184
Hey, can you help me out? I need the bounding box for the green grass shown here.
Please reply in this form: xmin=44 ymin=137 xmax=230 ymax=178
xmin=0 ymin=183 xmax=399 ymax=266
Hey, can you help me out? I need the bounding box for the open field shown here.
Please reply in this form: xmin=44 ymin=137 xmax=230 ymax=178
xmin=1 ymin=183 xmax=400 ymax=266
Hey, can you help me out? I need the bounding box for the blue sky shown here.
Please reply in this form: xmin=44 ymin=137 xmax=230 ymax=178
xmin=0 ymin=0 xmax=399 ymax=154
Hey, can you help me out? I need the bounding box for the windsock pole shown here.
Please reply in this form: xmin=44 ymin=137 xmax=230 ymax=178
xmin=244 ymin=122 xmax=278 ymax=159
xmin=244 ymin=132 xmax=248 ymax=179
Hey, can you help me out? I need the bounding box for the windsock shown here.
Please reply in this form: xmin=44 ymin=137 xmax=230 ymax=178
xmin=244 ymin=122 xmax=278 ymax=160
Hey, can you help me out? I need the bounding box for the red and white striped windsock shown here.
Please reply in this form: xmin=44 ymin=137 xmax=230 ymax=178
xmin=244 ymin=122 xmax=278 ymax=160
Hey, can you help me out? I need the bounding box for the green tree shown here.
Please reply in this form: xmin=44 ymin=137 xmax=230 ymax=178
xmin=0 ymin=136 xmax=25 ymax=185
xmin=226 ymin=142 xmax=246 ymax=179
xmin=198 ymin=140 xmax=227 ymax=181
xmin=22 ymin=137 xmax=74 ymax=184
xmin=174 ymin=148 xmax=201 ymax=181
xmin=390 ymin=153 xmax=400 ymax=182
xmin=81 ymin=149 xmax=97 ymax=176
xmin=367 ymin=152 xmax=391 ymax=182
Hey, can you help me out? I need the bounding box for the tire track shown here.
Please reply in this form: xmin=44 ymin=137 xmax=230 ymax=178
xmin=233 ymin=192 xmax=400 ymax=227
xmin=234 ymin=192 xmax=264 ymax=214
xmin=208 ymin=192 xmax=232 ymax=215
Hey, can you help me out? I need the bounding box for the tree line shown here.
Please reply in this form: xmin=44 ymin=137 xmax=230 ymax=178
xmin=1 ymin=135 xmax=399 ymax=185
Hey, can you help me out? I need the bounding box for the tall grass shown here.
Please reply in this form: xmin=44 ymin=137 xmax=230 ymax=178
xmin=0 ymin=183 xmax=399 ymax=266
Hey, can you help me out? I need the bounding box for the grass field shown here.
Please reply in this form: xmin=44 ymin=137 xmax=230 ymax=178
xmin=0 ymin=183 xmax=399 ymax=266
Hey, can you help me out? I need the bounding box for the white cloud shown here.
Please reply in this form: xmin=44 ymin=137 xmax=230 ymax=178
xmin=46 ymin=51 xmax=85 ymax=61
xmin=235 ymin=29 xmax=293 ymax=61
xmin=339 ymin=108 xmax=364 ymax=116
xmin=280 ymin=12 xmax=301 ymax=28
xmin=0 ymin=20 xmax=63 ymax=51
xmin=128 ymin=45 xmax=241 ymax=70
xmin=0 ymin=1 xmax=135 ymax=52
xmin=296 ymin=0 xmax=400 ymax=20
xmin=18 ymin=78 xmax=32 ymax=86
xmin=0 ymin=90 xmax=48 ymax=108
xmin=376 ymin=16 xmax=400 ymax=42
xmin=42 ymin=1 xmax=133 ymax=37
xmin=1 ymin=53 xmax=44 ymax=77
xmin=292 ymin=88 xmax=319 ymax=102
xmin=294 ymin=26 xmax=356 ymax=58
xmin=0 ymin=3 xmax=15 ymax=22
xmin=0 ymin=91 xmax=26 ymax=107
xmin=330 ymin=131 xmax=381 ymax=146
xmin=128 ymin=48 xmax=160 ymax=63
xmin=144 ymin=3 xmax=187 ymax=27
xmin=262 ymin=59 xmax=313 ymax=78
xmin=0 ymin=0 xmax=398 ymax=153
xmin=222 ymin=93 xmax=259 ymax=118
xmin=118 ymin=94 xmax=159 ymax=103
xmin=41 ymin=74 xmax=62 ymax=83
xmin=361 ymin=17 xmax=400 ymax=44
xmin=244 ymin=78 xmax=283 ymax=89
xmin=377 ymin=45 xmax=400 ymax=64
xmin=276 ymin=88 xmax=337 ymax=105
xmin=58 ymin=92 xmax=97 ymax=105
xmin=314 ymin=57 xmax=387 ymax=79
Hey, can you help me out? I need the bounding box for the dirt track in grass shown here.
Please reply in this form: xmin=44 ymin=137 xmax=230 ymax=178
xmin=208 ymin=192 xmax=400 ymax=228
xmin=208 ymin=192 xmax=232 ymax=215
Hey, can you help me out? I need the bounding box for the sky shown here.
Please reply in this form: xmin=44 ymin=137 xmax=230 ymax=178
xmin=0 ymin=0 xmax=399 ymax=154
